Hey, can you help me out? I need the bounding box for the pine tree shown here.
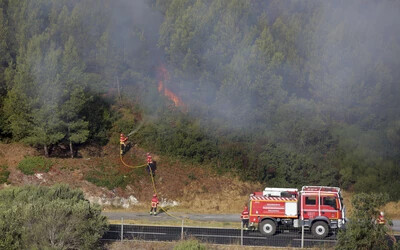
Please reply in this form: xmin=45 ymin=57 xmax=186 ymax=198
xmin=59 ymin=36 xmax=89 ymax=158
xmin=23 ymin=37 xmax=64 ymax=157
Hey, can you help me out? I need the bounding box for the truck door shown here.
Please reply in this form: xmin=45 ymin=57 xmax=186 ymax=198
xmin=320 ymin=195 xmax=339 ymax=219
xmin=303 ymin=195 xmax=318 ymax=219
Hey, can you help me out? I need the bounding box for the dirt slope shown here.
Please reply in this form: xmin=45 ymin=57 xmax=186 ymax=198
xmin=0 ymin=143 xmax=263 ymax=214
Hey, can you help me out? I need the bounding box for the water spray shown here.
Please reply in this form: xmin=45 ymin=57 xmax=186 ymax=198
xmin=127 ymin=120 xmax=145 ymax=136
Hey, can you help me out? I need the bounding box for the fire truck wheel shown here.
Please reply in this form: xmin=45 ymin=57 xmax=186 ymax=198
xmin=259 ymin=219 xmax=276 ymax=236
xmin=311 ymin=221 xmax=329 ymax=238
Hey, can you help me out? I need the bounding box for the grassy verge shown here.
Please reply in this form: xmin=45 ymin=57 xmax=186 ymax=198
xmin=105 ymin=239 xmax=327 ymax=250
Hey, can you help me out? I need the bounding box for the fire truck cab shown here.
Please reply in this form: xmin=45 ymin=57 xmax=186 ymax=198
xmin=248 ymin=186 xmax=346 ymax=238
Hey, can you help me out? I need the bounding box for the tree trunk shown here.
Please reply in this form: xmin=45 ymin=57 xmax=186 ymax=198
xmin=116 ymin=76 xmax=121 ymax=101
xmin=68 ymin=126 xmax=74 ymax=158
xmin=44 ymin=145 xmax=49 ymax=157
xmin=69 ymin=139 xmax=74 ymax=158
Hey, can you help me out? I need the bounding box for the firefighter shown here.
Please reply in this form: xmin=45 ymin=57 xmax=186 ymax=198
xmin=120 ymin=133 xmax=129 ymax=155
xmin=150 ymin=194 xmax=159 ymax=215
xmin=377 ymin=211 xmax=386 ymax=225
xmin=147 ymin=153 xmax=152 ymax=164
xmin=146 ymin=153 xmax=157 ymax=177
xmin=241 ymin=205 xmax=250 ymax=230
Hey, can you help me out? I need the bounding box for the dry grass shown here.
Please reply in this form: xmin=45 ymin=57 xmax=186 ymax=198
xmin=104 ymin=240 xmax=309 ymax=250
xmin=104 ymin=240 xmax=176 ymax=250
xmin=341 ymin=190 xmax=353 ymax=216
xmin=384 ymin=200 xmax=400 ymax=219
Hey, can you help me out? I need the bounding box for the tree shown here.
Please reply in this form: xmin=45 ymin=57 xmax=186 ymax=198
xmin=336 ymin=193 xmax=397 ymax=250
xmin=0 ymin=184 xmax=108 ymax=250
xmin=21 ymin=35 xmax=64 ymax=157
xmin=59 ymin=36 xmax=89 ymax=157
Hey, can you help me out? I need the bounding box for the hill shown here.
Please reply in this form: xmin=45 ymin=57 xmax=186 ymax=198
xmin=2 ymin=142 xmax=400 ymax=220
xmin=0 ymin=143 xmax=263 ymax=214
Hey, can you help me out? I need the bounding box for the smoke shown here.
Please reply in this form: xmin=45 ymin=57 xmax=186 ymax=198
xmin=11 ymin=0 xmax=166 ymax=139
xmin=127 ymin=119 xmax=145 ymax=137
xmin=18 ymin=0 xmax=400 ymax=145
xmin=109 ymin=0 xmax=163 ymax=57
xmin=153 ymin=0 xmax=400 ymax=140
xmin=309 ymin=1 xmax=400 ymax=122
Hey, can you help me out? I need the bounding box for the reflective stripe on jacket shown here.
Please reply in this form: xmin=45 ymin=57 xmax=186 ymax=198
xmin=241 ymin=210 xmax=249 ymax=219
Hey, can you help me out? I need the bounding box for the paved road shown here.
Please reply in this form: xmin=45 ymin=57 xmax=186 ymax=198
xmin=103 ymin=211 xmax=238 ymax=222
xmin=102 ymin=212 xmax=400 ymax=248
xmin=392 ymin=220 xmax=400 ymax=232
xmin=103 ymin=211 xmax=400 ymax=232
xmin=102 ymin=224 xmax=337 ymax=248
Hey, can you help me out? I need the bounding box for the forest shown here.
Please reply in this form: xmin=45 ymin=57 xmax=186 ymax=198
xmin=0 ymin=0 xmax=399 ymax=199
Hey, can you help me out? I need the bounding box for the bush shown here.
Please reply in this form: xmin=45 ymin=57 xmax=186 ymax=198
xmin=173 ymin=239 xmax=206 ymax=250
xmin=85 ymin=162 xmax=130 ymax=190
xmin=336 ymin=193 xmax=398 ymax=250
xmin=17 ymin=156 xmax=52 ymax=175
xmin=0 ymin=165 xmax=10 ymax=184
xmin=110 ymin=106 xmax=138 ymax=144
xmin=135 ymin=114 xmax=218 ymax=164
xmin=0 ymin=184 xmax=108 ymax=250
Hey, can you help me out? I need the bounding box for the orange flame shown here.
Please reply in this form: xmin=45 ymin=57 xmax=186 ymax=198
xmin=157 ymin=65 xmax=186 ymax=109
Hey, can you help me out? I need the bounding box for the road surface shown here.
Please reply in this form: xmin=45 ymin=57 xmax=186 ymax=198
xmin=102 ymin=212 xmax=400 ymax=247
xmin=103 ymin=211 xmax=238 ymax=222
xmin=103 ymin=211 xmax=400 ymax=232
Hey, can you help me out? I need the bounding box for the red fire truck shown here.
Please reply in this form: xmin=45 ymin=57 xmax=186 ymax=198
xmin=248 ymin=186 xmax=346 ymax=238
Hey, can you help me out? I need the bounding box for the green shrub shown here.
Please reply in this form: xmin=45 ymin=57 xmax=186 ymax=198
xmin=85 ymin=162 xmax=130 ymax=190
xmin=135 ymin=115 xmax=218 ymax=164
xmin=173 ymin=239 xmax=206 ymax=250
xmin=17 ymin=156 xmax=52 ymax=175
xmin=0 ymin=165 xmax=10 ymax=184
xmin=336 ymin=193 xmax=398 ymax=250
xmin=0 ymin=184 xmax=108 ymax=249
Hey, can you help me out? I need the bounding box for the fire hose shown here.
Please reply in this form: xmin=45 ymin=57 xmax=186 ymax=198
xmin=119 ymin=152 xmax=185 ymax=221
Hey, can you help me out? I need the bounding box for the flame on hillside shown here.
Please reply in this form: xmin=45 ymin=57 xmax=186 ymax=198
xmin=157 ymin=65 xmax=186 ymax=110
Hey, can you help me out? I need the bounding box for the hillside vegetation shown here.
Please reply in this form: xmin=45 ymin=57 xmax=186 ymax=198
xmin=0 ymin=0 xmax=399 ymax=201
